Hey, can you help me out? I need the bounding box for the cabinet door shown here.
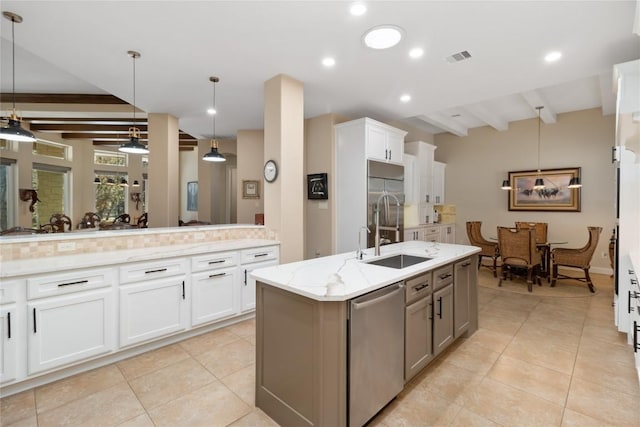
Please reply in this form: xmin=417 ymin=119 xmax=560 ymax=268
xmin=440 ymin=225 xmax=456 ymax=244
xmin=0 ymin=305 xmax=18 ymax=383
xmin=405 ymin=295 xmax=433 ymax=381
xmin=365 ymin=124 xmax=389 ymax=161
xmin=119 ymin=276 xmax=188 ymax=347
xmin=28 ymin=289 xmax=115 ymax=375
xmin=403 ymin=154 xmax=417 ymax=205
xmin=454 ymin=259 xmax=473 ymax=337
xmin=242 ymin=260 xmax=279 ymax=312
xmin=433 ymin=161 xmax=446 ymax=205
xmin=191 ymin=267 xmax=239 ymax=326
xmin=433 ymin=284 xmax=454 ymax=356
xmin=386 ymin=132 xmax=404 ymax=164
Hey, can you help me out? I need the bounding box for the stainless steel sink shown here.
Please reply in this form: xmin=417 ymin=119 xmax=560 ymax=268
xmin=365 ymin=254 xmax=432 ymax=269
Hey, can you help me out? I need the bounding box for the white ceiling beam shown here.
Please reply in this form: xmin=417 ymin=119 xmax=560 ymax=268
xmin=416 ymin=113 xmax=468 ymax=137
xmin=521 ymin=90 xmax=557 ymax=123
xmin=463 ymin=104 xmax=509 ymax=131
xmin=599 ymin=71 xmax=617 ymax=115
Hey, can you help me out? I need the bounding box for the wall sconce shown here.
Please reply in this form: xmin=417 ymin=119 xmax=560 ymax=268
xmin=131 ymin=192 xmax=142 ymax=210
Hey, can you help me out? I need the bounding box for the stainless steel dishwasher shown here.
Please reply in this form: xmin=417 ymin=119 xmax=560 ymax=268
xmin=348 ymin=282 xmax=405 ymax=427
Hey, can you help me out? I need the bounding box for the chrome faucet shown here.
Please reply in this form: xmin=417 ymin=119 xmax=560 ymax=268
xmin=375 ymin=192 xmax=400 ymax=256
xmin=357 ymin=226 xmax=370 ymax=260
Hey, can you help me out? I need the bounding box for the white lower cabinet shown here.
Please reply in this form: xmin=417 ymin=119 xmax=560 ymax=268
xmin=1 ymin=305 xmax=18 ymax=384
xmin=439 ymin=224 xmax=456 ymax=244
xmin=28 ymin=289 xmax=115 ymax=375
xmin=191 ymin=267 xmax=238 ymax=326
xmin=240 ymin=246 xmax=280 ymax=312
xmin=119 ymin=276 xmax=188 ymax=347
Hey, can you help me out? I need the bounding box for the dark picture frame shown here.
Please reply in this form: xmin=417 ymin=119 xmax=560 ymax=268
xmin=508 ymin=167 xmax=581 ymax=212
xmin=186 ymin=181 xmax=198 ymax=211
xmin=242 ymin=180 xmax=260 ymax=199
xmin=307 ymin=173 xmax=328 ymax=200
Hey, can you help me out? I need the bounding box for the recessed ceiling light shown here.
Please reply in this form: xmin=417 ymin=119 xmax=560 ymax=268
xmin=207 ymin=108 xmax=216 ymax=115
xmin=350 ymin=3 xmax=367 ymax=16
xmin=409 ymin=48 xmax=424 ymax=58
xmin=544 ymin=51 xmax=562 ymax=62
xmin=363 ymin=25 xmax=403 ymax=50
xmin=322 ymin=57 xmax=336 ymax=67
xmin=400 ymin=94 xmax=411 ymax=103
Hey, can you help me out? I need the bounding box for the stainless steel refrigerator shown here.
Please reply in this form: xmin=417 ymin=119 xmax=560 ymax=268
xmin=367 ymin=160 xmax=405 ymax=249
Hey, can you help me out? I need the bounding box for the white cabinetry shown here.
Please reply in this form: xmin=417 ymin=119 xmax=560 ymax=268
xmin=439 ymin=224 xmax=456 ymax=244
xmin=335 ymin=118 xmax=407 ymax=253
xmin=404 ymin=227 xmax=424 ymax=242
xmin=119 ymin=259 xmax=188 ymax=348
xmin=423 ymin=225 xmax=441 ymax=243
xmin=0 ymin=280 xmax=22 ymax=384
xmin=191 ymin=251 xmax=239 ymax=327
xmin=433 ymin=161 xmax=446 ymax=205
xmin=240 ymin=246 xmax=280 ymax=312
xmin=404 ymin=141 xmax=437 ymax=224
xmin=403 ymin=154 xmax=418 ymax=205
xmin=26 ymin=269 xmax=115 ymax=375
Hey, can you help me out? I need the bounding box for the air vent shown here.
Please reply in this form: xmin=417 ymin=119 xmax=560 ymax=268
xmin=446 ymin=50 xmax=472 ymax=63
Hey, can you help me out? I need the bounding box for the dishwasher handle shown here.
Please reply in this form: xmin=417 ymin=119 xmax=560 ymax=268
xmin=351 ymin=283 xmax=404 ymax=311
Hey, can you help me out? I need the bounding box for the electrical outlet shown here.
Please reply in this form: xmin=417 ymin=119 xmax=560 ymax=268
xmin=601 ymin=251 xmax=608 ymax=258
xmin=57 ymin=242 xmax=76 ymax=252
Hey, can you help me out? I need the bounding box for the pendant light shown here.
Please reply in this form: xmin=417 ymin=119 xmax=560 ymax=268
xmin=202 ymin=76 xmax=226 ymax=163
xmin=119 ymin=50 xmax=149 ymax=154
xmin=500 ymin=180 xmax=512 ymax=190
xmin=568 ymin=177 xmax=582 ymax=188
xmin=533 ymin=106 xmax=545 ymax=190
xmin=0 ymin=12 xmax=36 ymax=143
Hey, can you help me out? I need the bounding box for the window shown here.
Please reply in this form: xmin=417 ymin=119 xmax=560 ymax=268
xmin=31 ymin=163 xmax=70 ymax=228
xmin=0 ymin=159 xmax=17 ymax=231
xmin=32 ymin=140 xmax=69 ymax=160
xmin=94 ymin=172 xmax=128 ymax=221
xmin=94 ymin=150 xmax=127 ymax=166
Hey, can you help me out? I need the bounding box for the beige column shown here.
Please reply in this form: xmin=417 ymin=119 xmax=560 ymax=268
xmin=264 ymin=74 xmax=304 ymax=263
xmin=148 ymin=113 xmax=179 ymax=227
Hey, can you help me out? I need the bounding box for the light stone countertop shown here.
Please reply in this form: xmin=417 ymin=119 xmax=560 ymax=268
xmin=1 ymin=239 xmax=279 ymax=278
xmin=250 ymin=241 xmax=480 ymax=302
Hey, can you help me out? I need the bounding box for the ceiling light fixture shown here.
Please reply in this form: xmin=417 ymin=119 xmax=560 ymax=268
xmin=202 ymin=76 xmax=226 ymax=163
xmin=0 ymin=12 xmax=37 ymax=143
xmin=132 ymin=180 xmax=140 ymax=187
xmin=119 ymin=50 xmax=149 ymax=154
xmin=533 ymin=106 xmax=545 ymax=190
xmin=363 ymin=25 xmax=403 ymax=50
xmin=568 ymin=177 xmax=582 ymax=188
xmin=501 ymin=180 xmax=512 ymax=190
xmin=322 ymin=57 xmax=336 ymax=67
xmin=544 ymin=51 xmax=562 ymax=62
xmin=350 ymin=3 xmax=367 ymax=16
xmin=400 ymin=94 xmax=411 ymax=103
xmin=409 ymin=47 xmax=424 ymax=58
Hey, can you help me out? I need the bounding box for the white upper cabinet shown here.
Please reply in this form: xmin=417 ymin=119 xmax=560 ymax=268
xmin=355 ymin=118 xmax=407 ymax=164
xmin=403 ymin=154 xmax=417 ymax=205
xmin=433 ymin=161 xmax=446 ymax=205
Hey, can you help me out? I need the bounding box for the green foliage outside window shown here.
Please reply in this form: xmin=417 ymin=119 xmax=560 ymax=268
xmin=95 ymin=176 xmax=126 ymax=221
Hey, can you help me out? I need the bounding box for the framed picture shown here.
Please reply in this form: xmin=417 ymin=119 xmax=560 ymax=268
xmin=508 ymin=167 xmax=581 ymax=212
xmin=243 ymin=180 xmax=260 ymax=199
xmin=307 ymin=173 xmax=328 ymax=200
xmin=187 ymin=181 xmax=198 ymax=211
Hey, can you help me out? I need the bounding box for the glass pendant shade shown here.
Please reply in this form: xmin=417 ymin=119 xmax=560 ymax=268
xmin=0 ymin=117 xmax=36 ymax=142
xmin=534 ymin=177 xmax=545 ymax=190
xmin=568 ymin=177 xmax=582 ymax=188
xmin=119 ymin=136 xmax=148 ymax=154
xmin=119 ymin=51 xmax=148 ymax=154
xmin=119 ymin=177 xmax=129 ymax=187
xmin=501 ymin=180 xmax=512 ymax=190
xmin=93 ymin=177 xmax=101 ymax=184
xmin=132 ymin=180 xmax=140 ymax=187
xmin=106 ymin=178 xmax=116 ymax=185
xmin=202 ymin=76 xmax=226 ymax=162
xmin=203 ymin=140 xmax=226 ymax=162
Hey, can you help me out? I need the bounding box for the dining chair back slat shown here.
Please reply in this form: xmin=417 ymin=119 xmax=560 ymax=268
xmin=497 ymin=226 xmax=542 ymax=292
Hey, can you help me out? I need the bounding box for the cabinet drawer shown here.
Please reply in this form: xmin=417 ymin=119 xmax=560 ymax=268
xmin=424 ymin=226 xmax=440 ymax=235
xmin=405 ymin=272 xmax=432 ymax=305
xmin=27 ymin=269 xmax=113 ymax=300
xmin=433 ymin=265 xmax=454 ymax=290
xmin=119 ymin=258 xmax=188 ymax=284
xmin=191 ymin=251 xmax=238 ymax=273
xmin=0 ymin=280 xmax=22 ymax=304
xmin=240 ymin=246 xmax=279 ymax=264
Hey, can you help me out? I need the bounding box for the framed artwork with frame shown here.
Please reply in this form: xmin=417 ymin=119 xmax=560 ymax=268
xmin=307 ymin=173 xmax=328 ymax=200
xmin=187 ymin=181 xmax=198 ymax=211
xmin=242 ymin=180 xmax=260 ymax=199
xmin=508 ymin=167 xmax=581 ymax=212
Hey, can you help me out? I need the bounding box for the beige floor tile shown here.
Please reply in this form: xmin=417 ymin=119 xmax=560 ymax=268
xmin=464 ymin=377 xmax=564 ymax=426
xmin=537 ymin=295 xmax=592 ymax=310
xmin=2 ymin=415 xmax=38 ymax=427
xmin=195 ymin=338 xmax=256 ymax=379
xmin=219 ymin=364 xmax=256 ymax=406
xmin=458 ymin=327 xmax=513 ymax=353
xmin=413 ymin=360 xmax=484 ymax=406
xmin=488 ymin=354 xmax=571 ymax=405
xmin=502 ymin=334 xmax=577 ymax=375
xmin=117 ymin=344 xmax=191 ymax=381
xmin=490 ymin=292 xmax=542 ymax=312
xmin=515 ymin=321 xmax=581 ymax=351
xmin=37 ymin=383 xmax=145 ymax=427
xmin=179 ymin=328 xmax=241 ymax=356
xmin=566 ymin=376 xmax=640 ymax=426
xmin=116 ymin=413 xmax=155 ymax=427
xmin=147 ymin=381 xmax=251 ymax=427
xmin=0 ymin=390 xmax=36 ymax=426
xmin=578 ymin=336 xmax=637 ymax=368
xmin=377 ymin=387 xmax=462 ymax=427
xmin=572 ymin=353 xmax=640 ymax=397
xmin=561 ymin=408 xmax=618 ymax=427
xmin=478 ymin=311 xmax=524 ymax=336
xmin=244 ymin=335 xmax=256 ymax=346
xmin=439 ymin=342 xmax=501 ymax=376
xmin=481 ymin=302 xmax=532 ymax=323
xmin=228 ymin=409 xmax=279 ymax=426
xmin=226 ymin=318 xmax=256 ymax=338
xmin=581 ymin=324 xmax=629 ymax=346
xmin=449 ymin=408 xmax=501 ymax=427
xmin=129 ymin=357 xmax=217 ymax=409
xmin=35 ymin=364 xmax=126 ymax=414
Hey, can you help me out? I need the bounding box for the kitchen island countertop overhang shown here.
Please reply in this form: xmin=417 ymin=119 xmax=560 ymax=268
xmin=250 ymin=241 xmax=481 ymax=301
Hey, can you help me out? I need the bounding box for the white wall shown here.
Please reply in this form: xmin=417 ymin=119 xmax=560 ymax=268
xmin=179 ymin=149 xmax=199 ymax=223
xmin=435 ymin=108 xmax=616 ymax=273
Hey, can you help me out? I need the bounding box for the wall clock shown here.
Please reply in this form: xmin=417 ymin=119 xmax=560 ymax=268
xmin=264 ymin=159 xmax=278 ymax=183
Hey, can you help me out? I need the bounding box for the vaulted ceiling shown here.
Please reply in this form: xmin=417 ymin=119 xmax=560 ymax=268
xmin=1 ymin=1 xmax=639 ymax=146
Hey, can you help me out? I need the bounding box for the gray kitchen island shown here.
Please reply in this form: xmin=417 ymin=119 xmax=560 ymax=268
xmin=251 ymin=241 xmax=480 ymax=427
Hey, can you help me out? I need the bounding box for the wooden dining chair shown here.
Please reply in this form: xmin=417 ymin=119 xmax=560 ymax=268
xmin=78 ymin=212 xmax=101 ymax=229
xmin=49 ymin=213 xmax=72 ymax=232
xmin=551 ymin=226 xmax=602 ymax=293
xmin=515 ymin=222 xmax=548 ymax=244
xmin=497 ymin=226 xmax=542 ymax=292
xmin=466 ymin=221 xmax=499 ymax=277
xmin=112 ymin=213 xmax=131 ymax=224
xmin=136 ymin=212 xmax=148 ymax=228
